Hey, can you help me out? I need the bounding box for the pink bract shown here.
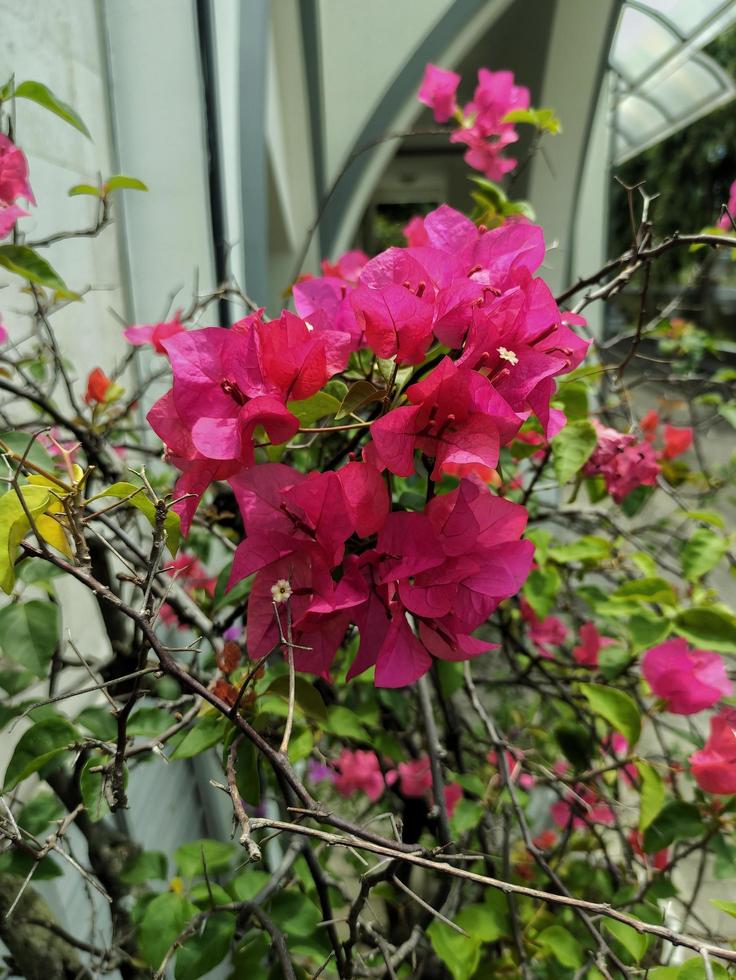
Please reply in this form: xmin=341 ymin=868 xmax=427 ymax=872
xmin=418 ymin=63 xmax=460 ymax=123
xmin=333 ymin=749 xmax=385 ymax=801
xmin=690 ymin=709 xmax=736 ymax=795
xmin=642 ymin=638 xmax=732 ymax=715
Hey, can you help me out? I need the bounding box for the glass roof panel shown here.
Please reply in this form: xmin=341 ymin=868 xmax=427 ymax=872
xmin=642 ymin=57 xmax=724 ymax=115
xmin=617 ymin=93 xmax=669 ymax=143
xmin=636 ymin=0 xmax=729 ymax=37
xmin=610 ymin=6 xmax=680 ymax=83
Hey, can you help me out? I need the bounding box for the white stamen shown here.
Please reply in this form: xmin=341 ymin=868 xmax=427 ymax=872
xmin=497 ymin=346 xmax=519 ymax=366
xmin=271 ymin=578 xmax=292 ymax=603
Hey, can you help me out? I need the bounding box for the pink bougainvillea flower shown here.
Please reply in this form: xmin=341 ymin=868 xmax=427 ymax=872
xmin=690 ymin=709 xmax=736 ymax=795
xmin=0 ymin=314 xmax=7 ymax=346
xmin=418 ymin=63 xmax=460 ymax=123
xmin=718 ymin=179 xmax=736 ymax=230
xmin=444 ymin=782 xmax=463 ymax=817
xmin=550 ymin=787 xmax=615 ymax=830
xmin=387 ymin=756 xmax=433 ymax=798
xmin=572 ymin=622 xmax=614 ymax=667
xmin=445 ymin=68 xmax=529 ymax=180
xmin=661 ymin=424 xmax=693 ymax=460
xmin=320 ymin=249 xmax=369 ymax=282
xmin=160 ymin=326 xmax=300 ymax=465
xmin=642 ymin=638 xmax=732 ymax=715
xmin=124 ymin=312 xmax=186 ymax=354
xmin=333 ymin=748 xmax=385 ymax=801
xmin=640 ymin=409 xmax=659 ymax=441
xmin=403 ymin=214 xmax=429 ymax=247
xmin=0 ymin=134 xmax=34 ymax=239
xmin=584 ymin=420 xmax=660 ymax=503
xmin=347 ymin=479 xmax=532 ymax=687
xmin=369 ymin=356 xmax=520 ymax=480
xmin=84 ymin=367 xmax=114 ymax=405
xmin=520 ymin=598 xmax=567 ymax=658
xmin=159 ymin=553 xmax=217 ymax=626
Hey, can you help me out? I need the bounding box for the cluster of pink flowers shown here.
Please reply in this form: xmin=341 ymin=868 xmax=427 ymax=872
xmin=326 ymin=749 xmax=462 ymax=814
xmin=141 ymin=201 xmax=588 ymax=687
xmin=640 ymin=637 xmax=735 ymax=795
xmin=584 ymin=412 xmax=691 ymax=503
xmin=520 ymin=597 xmax=567 ymax=658
xmin=418 ymin=64 xmax=529 ymax=181
xmin=0 ymin=133 xmax=34 ymax=239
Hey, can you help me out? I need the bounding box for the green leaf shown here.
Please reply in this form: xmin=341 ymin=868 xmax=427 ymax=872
xmin=228 ymin=870 xmax=270 ymax=902
xmin=175 ymin=912 xmax=234 ymax=980
xmin=335 ymin=380 xmax=384 ymax=420
xmin=643 ymin=801 xmax=704 ymax=853
xmin=269 ymin=891 xmax=321 ymax=939
xmin=76 ymin=705 xmax=117 ymax=740
xmin=711 ymin=899 xmax=736 ymax=918
xmin=127 ymin=706 xmax=174 ymax=737
xmin=324 ymin=705 xmax=368 ymax=741
xmin=266 ymin=675 xmax=327 ymax=721
xmin=612 ymin=577 xmax=677 ymax=607
xmin=80 ymin=754 xmax=113 ymax=822
xmin=427 ymin=919 xmax=481 ymax=980
xmin=673 ymin=608 xmax=736 ymax=653
xmin=555 ymin=722 xmax=593 ymax=771
xmin=233 ymin=737 xmax=260 ymax=806
xmin=636 ymin=761 xmax=665 ymax=831
xmin=522 ymin=565 xmax=561 ymax=619
xmin=137 ymin=892 xmax=198 ymax=968
xmin=120 ymin=850 xmax=168 ymax=885
xmin=450 ymin=798 xmax=483 ymax=836
xmin=551 ymin=420 xmax=597 ymax=485
xmin=458 ymin=900 xmax=508 ymax=942
xmin=677 ymin=957 xmax=731 ymax=979
xmin=0 ymin=244 xmax=78 ymax=300
xmin=680 ymin=528 xmax=727 ymax=581
xmin=603 ymin=919 xmax=649 ymax=962
xmin=98 ymin=482 xmax=181 ymax=556
xmin=552 ymin=379 xmax=588 ymax=421
xmin=0 ymin=431 xmax=56 ymax=471
xmin=503 ymin=106 xmax=561 ymax=134
xmin=14 ymin=80 xmax=90 ymax=137
xmin=0 ymin=600 xmax=59 ymax=676
xmin=718 ymin=400 xmax=736 ymax=429
xmin=170 ymin=714 xmax=227 ymax=760
xmin=626 ymin=612 xmax=671 ymax=653
xmin=68 ymin=183 xmax=100 ymax=197
xmin=104 ymin=175 xmax=148 ymax=192
xmin=17 ymin=791 xmax=64 ymax=836
xmin=548 ymin=536 xmax=610 ymax=564
xmin=3 ymin=715 xmax=78 ymax=790
xmin=287 ymin=391 xmax=340 ymax=427
xmin=684 ymin=509 xmax=725 ymax=529
xmin=580 ymin=683 xmax=641 ymax=747
xmin=174 ymin=839 xmax=235 ymax=878
xmin=536 ymin=925 xmax=584 ymax=968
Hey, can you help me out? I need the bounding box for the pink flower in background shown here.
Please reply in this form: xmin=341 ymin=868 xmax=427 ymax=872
xmin=718 ymin=179 xmax=736 ymax=229
xmin=388 ymin=756 xmax=433 ymax=797
xmin=444 ymin=782 xmax=463 ymax=817
xmin=0 ymin=134 xmax=35 ymax=239
xmin=333 ymin=749 xmax=385 ymax=801
xmin=550 ymin=787 xmax=614 ymax=830
xmin=572 ymin=622 xmax=614 ymax=667
xmin=84 ymin=367 xmax=114 ymax=405
xmin=418 ymin=63 xmax=460 ymax=122
xmin=642 ymin=638 xmax=732 ymax=715
xmin=661 ymin=424 xmax=693 ymax=460
xmin=690 ymin=709 xmax=736 ymax=795
xmin=320 ymin=249 xmax=369 ymax=282
xmin=403 ymin=215 xmax=429 ymax=247
xmin=584 ymin=420 xmax=660 ymax=503
xmin=124 ymin=312 xmax=186 ymax=354
xmin=307 ymin=760 xmax=336 ymax=785
xmin=0 ymin=314 xmax=7 ymax=346
xmin=520 ymin=598 xmax=567 ymax=658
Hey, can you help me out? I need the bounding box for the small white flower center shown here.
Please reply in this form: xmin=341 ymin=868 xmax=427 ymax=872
xmin=497 ymin=346 xmax=519 ymax=366
xmin=271 ymin=579 xmax=292 ymax=603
